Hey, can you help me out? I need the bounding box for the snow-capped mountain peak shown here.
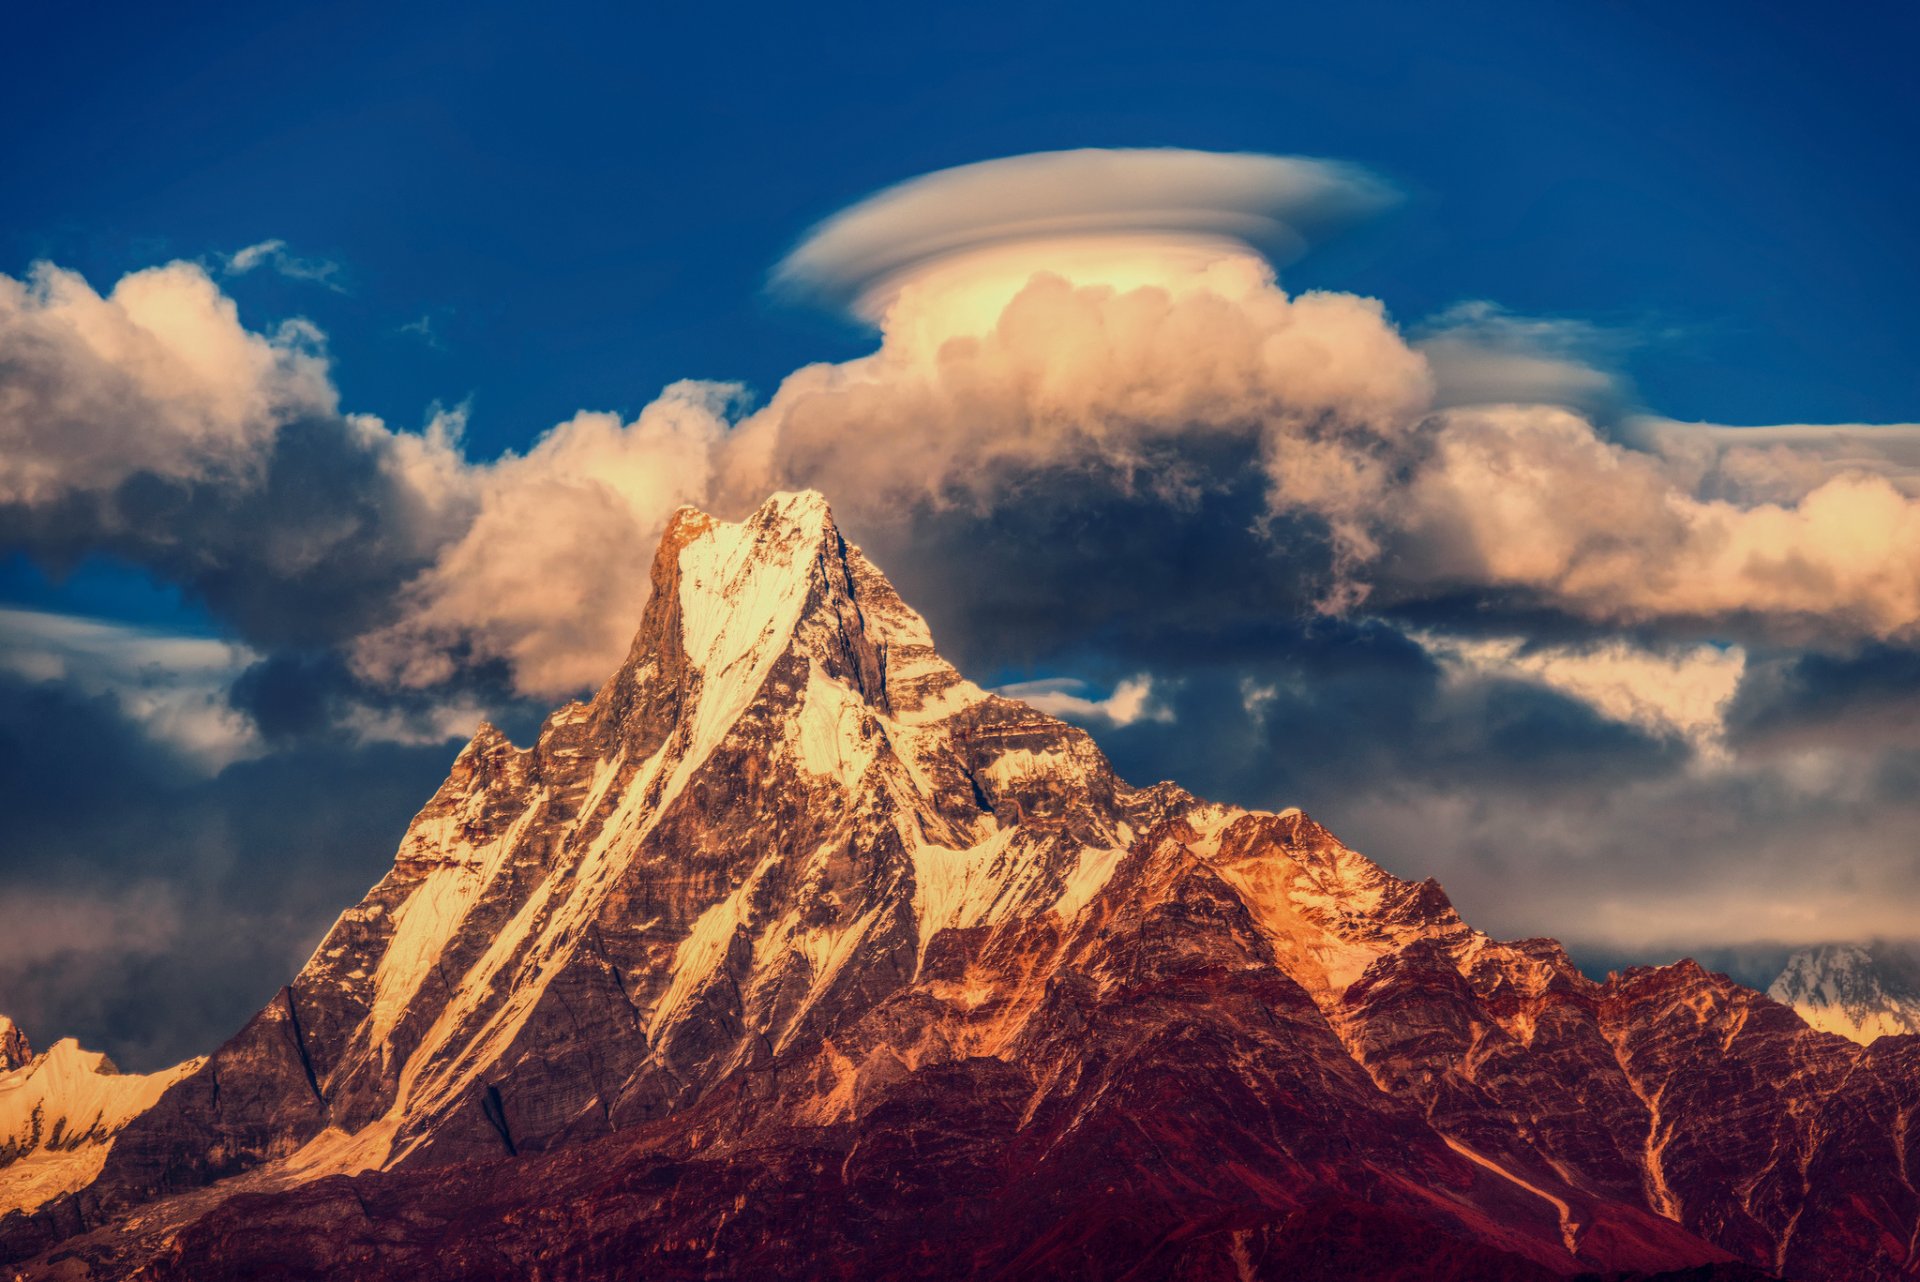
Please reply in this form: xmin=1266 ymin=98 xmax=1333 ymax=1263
xmin=16 ymin=492 xmax=1920 ymax=1282
xmin=1768 ymin=940 xmax=1920 ymax=1043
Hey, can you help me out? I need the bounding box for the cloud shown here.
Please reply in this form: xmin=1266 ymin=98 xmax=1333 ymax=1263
xmin=10 ymin=151 xmax=1920 ymax=1055
xmin=992 ymin=675 xmax=1172 ymax=727
xmin=1090 ymin=632 xmax=1920 ymax=960
xmin=0 ymin=662 xmax=460 ymax=1068
xmin=1723 ymin=645 xmax=1920 ymax=757
xmin=397 ymin=314 xmax=444 ymax=348
xmin=0 ymin=261 xmax=334 ymax=504
xmin=351 ymin=385 xmax=733 ymax=696
xmin=0 ymin=256 xmax=721 ymax=702
xmin=1414 ymin=301 xmax=1630 ymax=421
xmin=0 ymin=607 xmax=260 ymax=769
xmin=222 ymin=239 xmax=344 ymax=290
xmin=11 ymin=159 xmax=1920 ymax=710
xmin=1366 ymin=404 xmax=1920 ymax=645
xmin=1416 ymin=632 xmax=1745 ymax=758
xmin=1630 ymin=417 xmax=1920 ymax=502
xmin=773 ymin=147 xmax=1398 ymax=322
xmin=725 ymin=262 xmax=1432 ymax=529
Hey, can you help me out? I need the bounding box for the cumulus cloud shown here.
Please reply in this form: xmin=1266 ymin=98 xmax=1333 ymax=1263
xmin=1631 ymin=417 xmax=1920 ymax=502
xmin=745 ymin=151 xmax=1920 ymax=656
xmin=0 ymin=257 xmax=719 ymax=700
xmin=0 ymin=261 xmax=334 ymax=504
xmin=1370 ymin=404 xmax=1920 ymax=644
xmin=352 ymin=386 xmax=732 ymax=695
xmin=12 ymin=148 xmax=1920 ymax=1056
xmin=726 ymin=262 xmax=1431 ymax=525
xmin=1417 ymin=632 xmax=1746 ymax=758
xmin=8 ymin=148 xmax=1920 ymax=714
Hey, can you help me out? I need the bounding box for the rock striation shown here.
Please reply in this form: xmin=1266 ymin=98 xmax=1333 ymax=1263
xmin=4 ymin=492 xmax=1919 ymax=1280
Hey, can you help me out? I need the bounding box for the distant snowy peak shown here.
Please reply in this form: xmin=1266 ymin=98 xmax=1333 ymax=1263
xmin=0 ymin=1037 xmax=201 ymax=1215
xmin=1769 ymin=941 xmax=1920 ymax=1043
xmin=0 ymin=1018 xmax=28 ymax=1073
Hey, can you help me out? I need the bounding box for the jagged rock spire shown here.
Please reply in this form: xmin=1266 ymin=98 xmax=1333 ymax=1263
xmin=0 ymin=1016 xmax=29 ymax=1073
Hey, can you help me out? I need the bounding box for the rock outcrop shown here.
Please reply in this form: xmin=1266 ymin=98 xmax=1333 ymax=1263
xmin=0 ymin=1021 xmax=28 ymax=1075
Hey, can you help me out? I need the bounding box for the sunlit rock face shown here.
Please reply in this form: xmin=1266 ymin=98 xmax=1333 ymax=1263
xmin=1769 ymin=941 xmax=1920 ymax=1043
xmin=2 ymin=492 xmax=1916 ymax=1281
xmin=0 ymin=1019 xmax=30 ymax=1074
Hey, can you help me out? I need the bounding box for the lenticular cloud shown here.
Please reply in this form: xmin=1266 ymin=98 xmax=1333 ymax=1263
xmin=772 ymin=147 xmax=1398 ymax=322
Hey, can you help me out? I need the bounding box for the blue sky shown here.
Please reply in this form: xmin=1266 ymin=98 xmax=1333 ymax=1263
xmin=4 ymin=0 xmax=1919 ymax=1067
xmin=7 ymin=0 xmax=1915 ymax=474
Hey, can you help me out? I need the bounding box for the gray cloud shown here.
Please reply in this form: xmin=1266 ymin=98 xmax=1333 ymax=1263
xmin=1414 ymin=301 xmax=1634 ymax=422
xmin=0 ymin=665 xmax=458 ymax=1070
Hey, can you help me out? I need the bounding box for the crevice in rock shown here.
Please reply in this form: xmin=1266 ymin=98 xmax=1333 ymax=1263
xmin=481 ymin=1083 xmax=518 ymax=1156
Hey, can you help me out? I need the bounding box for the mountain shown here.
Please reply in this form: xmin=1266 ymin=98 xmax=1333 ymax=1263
xmin=0 ymin=1031 xmax=200 ymax=1226
xmin=1769 ymin=942 xmax=1920 ymax=1043
xmin=2 ymin=491 xmax=1917 ymax=1281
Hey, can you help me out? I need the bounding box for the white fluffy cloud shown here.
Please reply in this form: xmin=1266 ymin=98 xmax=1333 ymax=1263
xmin=7 ymin=149 xmax=1920 ymax=708
xmin=353 ymin=386 xmax=731 ymax=694
xmin=1375 ymin=404 xmax=1920 ymax=642
xmin=992 ymin=675 xmax=1172 ymax=727
xmin=0 ymin=261 xmax=334 ymax=504
xmin=1419 ymin=632 xmax=1747 ymax=758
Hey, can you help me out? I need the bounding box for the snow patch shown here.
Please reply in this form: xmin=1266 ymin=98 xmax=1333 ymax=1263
xmin=0 ymin=1040 xmax=201 ymax=1215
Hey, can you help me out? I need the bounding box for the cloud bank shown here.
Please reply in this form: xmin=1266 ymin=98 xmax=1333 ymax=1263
xmin=6 ymin=151 xmax=1920 ymax=1065
xmin=12 ymin=154 xmax=1920 ymax=704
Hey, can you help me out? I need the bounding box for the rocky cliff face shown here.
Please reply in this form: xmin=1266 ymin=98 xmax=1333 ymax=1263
xmin=0 ymin=1021 xmax=29 ymax=1075
xmin=4 ymin=492 xmax=1918 ymax=1281
xmin=1770 ymin=941 xmax=1920 ymax=1044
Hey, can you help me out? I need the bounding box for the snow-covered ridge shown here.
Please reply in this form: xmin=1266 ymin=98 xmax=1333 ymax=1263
xmin=1768 ymin=941 xmax=1920 ymax=1044
xmin=0 ymin=1038 xmax=201 ymax=1215
xmin=283 ymin=490 xmax=1016 ymax=1169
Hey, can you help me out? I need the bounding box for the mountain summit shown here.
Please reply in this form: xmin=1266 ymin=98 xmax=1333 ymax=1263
xmin=1769 ymin=941 xmax=1920 ymax=1043
xmin=5 ymin=492 xmax=1919 ymax=1280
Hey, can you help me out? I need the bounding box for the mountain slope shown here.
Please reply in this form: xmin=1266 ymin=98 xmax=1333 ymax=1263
xmin=3 ymin=491 xmax=1918 ymax=1280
